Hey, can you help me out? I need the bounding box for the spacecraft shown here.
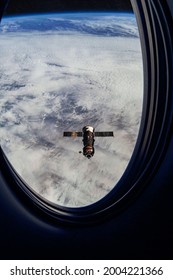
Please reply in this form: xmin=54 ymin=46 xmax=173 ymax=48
xmin=63 ymin=125 xmax=114 ymax=159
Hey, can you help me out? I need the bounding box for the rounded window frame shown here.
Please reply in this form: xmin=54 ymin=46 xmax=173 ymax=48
xmin=0 ymin=0 xmax=173 ymax=225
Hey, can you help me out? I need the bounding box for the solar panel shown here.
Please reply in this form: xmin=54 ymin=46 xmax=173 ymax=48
xmin=63 ymin=131 xmax=114 ymax=137
xmin=63 ymin=132 xmax=82 ymax=137
xmin=94 ymin=131 xmax=114 ymax=137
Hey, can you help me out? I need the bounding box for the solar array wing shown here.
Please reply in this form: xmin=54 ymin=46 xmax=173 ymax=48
xmin=63 ymin=131 xmax=83 ymax=137
xmin=94 ymin=131 xmax=114 ymax=137
xmin=63 ymin=131 xmax=114 ymax=137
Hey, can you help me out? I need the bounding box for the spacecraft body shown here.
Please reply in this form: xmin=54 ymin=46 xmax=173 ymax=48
xmin=82 ymin=126 xmax=95 ymax=158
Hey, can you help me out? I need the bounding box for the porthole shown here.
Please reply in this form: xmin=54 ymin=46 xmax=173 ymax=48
xmin=0 ymin=0 xmax=172 ymax=224
xmin=0 ymin=2 xmax=143 ymax=207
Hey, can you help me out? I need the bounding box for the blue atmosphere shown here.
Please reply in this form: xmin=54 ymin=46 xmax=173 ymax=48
xmin=0 ymin=12 xmax=138 ymax=38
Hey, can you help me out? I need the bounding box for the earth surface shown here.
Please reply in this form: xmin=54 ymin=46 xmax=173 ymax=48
xmin=0 ymin=12 xmax=143 ymax=207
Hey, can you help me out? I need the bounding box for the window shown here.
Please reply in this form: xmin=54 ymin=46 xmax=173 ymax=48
xmin=0 ymin=2 xmax=143 ymax=207
xmin=1 ymin=0 xmax=171 ymax=224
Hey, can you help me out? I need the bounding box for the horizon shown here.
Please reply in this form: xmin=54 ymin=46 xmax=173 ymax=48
xmin=2 ymin=11 xmax=134 ymax=20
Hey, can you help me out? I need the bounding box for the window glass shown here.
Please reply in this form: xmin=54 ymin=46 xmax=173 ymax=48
xmin=0 ymin=7 xmax=143 ymax=207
